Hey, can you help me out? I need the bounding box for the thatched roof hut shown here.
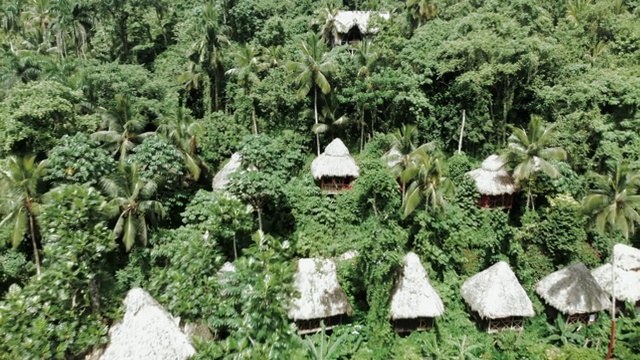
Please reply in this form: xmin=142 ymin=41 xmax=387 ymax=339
xmin=461 ymin=261 xmax=534 ymax=320
xmin=289 ymin=258 xmax=353 ymax=334
xmin=311 ymin=138 xmax=359 ymax=181
xmin=390 ymin=253 xmax=444 ymax=326
xmin=466 ymin=155 xmax=517 ymax=196
xmin=212 ymin=152 xmax=242 ymax=190
xmin=333 ymin=11 xmax=390 ymax=36
xmin=591 ymin=263 xmax=640 ymax=303
xmin=613 ymin=243 xmax=640 ymax=271
xmin=535 ymin=262 xmax=611 ymax=315
xmin=101 ymin=288 xmax=195 ymax=360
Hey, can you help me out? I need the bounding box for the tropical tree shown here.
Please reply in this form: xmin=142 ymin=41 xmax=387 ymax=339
xmin=354 ymin=40 xmax=377 ymax=151
xmin=314 ymin=2 xmax=340 ymax=46
xmin=402 ymin=149 xmax=453 ymax=218
xmin=0 ymin=155 xmax=46 ymax=277
xmin=406 ymin=0 xmax=437 ymax=27
xmin=582 ymin=162 xmax=640 ymax=360
xmin=225 ymin=43 xmax=265 ymax=135
xmin=312 ymin=92 xmax=349 ymax=138
xmin=91 ymin=94 xmax=154 ymax=161
xmin=189 ymin=2 xmax=229 ymax=113
xmin=502 ymin=115 xmax=567 ymax=209
xmin=157 ymin=106 xmax=205 ymax=181
xmin=100 ymin=162 xmax=165 ymax=251
xmin=287 ymin=32 xmax=336 ymax=155
xmin=383 ymin=125 xmax=435 ymax=203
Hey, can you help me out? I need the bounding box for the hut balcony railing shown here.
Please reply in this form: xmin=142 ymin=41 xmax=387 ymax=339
xmin=487 ymin=317 xmax=524 ymax=333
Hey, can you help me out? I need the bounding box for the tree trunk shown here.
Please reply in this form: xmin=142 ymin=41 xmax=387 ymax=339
xmin=606 ymin=253 xmax=617 ymax=360
xmin=28 ymin=211 xmax=41 ymax=278
xmin=314 ymin=86 xmax=320 ymax=156
xmin=257 ymin=207 xmax=263 ymax=232
xmin=251 ymin=98 xmax=258 ymax=135
xmin=233 ymin=234 xmax=238 ymax=260
xmin=360 ymin=105 xmax=365 ymax=152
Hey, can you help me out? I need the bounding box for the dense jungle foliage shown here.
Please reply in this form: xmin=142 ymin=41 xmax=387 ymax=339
xmin=1 ymin=0 xmax=640 ymax=358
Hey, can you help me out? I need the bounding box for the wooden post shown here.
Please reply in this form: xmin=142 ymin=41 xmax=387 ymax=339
xmin=458 ymin=110 xmax=466 ymax=155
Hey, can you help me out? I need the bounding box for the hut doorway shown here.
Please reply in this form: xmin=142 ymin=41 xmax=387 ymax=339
xmin=319 ymin=176 xmax=354 ymax=194
xmin=345 ymin=26 xmax=363 ymax=45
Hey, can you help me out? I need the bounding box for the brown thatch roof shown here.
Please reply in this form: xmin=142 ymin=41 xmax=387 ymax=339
xmin=535 ymin=262 xmax=611 ymax=315
xmin=288 ymin=258 xmax=353 ymax=321
xmin=334 ymin=11 xmax=390 ymax=35
xmin=310 ymin=138 xmax=359 ymax=179
xmin=613 ymin=243 xmax=640 ymax=271
xmin=461 ymin=261 xmax=534 ymax=319
xmin=212 ymin=152 xmax=242 ymax=190
xmin=591 ymin=263 xmax=640 ymax=303
xmin=390 ymin=252 xmax=444 ymax=320
xmin=466 ymin=155 xmax=517 ymax=196
xmin=101 ymin=288 xmax=196 ymax=360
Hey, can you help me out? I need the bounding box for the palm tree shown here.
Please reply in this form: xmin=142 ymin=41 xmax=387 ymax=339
xmin=0 ymin=155 xmax=46 ymax=277
xmin=262 ymin=45 xmax=284 ymax=69
xmin=355 ymin=40 xmax=377 ymax=151
xmin=189 ymin=2 xmax=229 ymax=113
xmin=100 ymin=162 xmax=165 ymax=251
xmin=287 ymin=33 xmax=336 ymax=155
xmin=91 ymin=94 xmax=154 ymax=161
xmin=383 ymin=125 xmax=435 ymax=203
xmin=311 ymin=92 xmax=349 ymax=138
xmin=406 ymin=0 xmax=437 ymax=27
xmin=225 ymin=43 xmax=265 ymax=134
xmin=582 ymin=163 xmax=640 ymax=360
xmin=157 ymin=106 xmax=205 ymax=180
xmin=402 ymin=149 xmax=453 ymax=218
xmin=314 ymin=2 xmax=340 ymax=46
xmin=503 ymin=115 xmax=567 ymax=209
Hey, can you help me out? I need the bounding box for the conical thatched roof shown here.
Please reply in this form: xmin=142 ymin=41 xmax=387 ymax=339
xmin=288 ymin=258 xmax=353 ymax=321
xmin=101 ymin=288 xmax=196 ymax=360
xmin=461 ymin=261 xmax=534 ymax=319
xmin=390 ymin=252 xmax=444 ymax=320
xmin=212 ymin=152 xmax=242 ymax=190
xmin=613 ymin=244 xmax=640 ymax=271
xmin=535 ymin=263 xmax=611 ymax=315
xmin=334 ymin=11 xmax=390 ymax=35
xmin=311 ymin=139 xmax=359 ymax=179
xmin=591 ymin=263 xmax=640 ymax=303
xmin=465 ymin=155 xmax=517 ymax=196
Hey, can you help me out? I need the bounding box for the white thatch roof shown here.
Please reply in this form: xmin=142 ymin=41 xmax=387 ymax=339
xmin=461 ymin=261 xmax=534 ymax=319
xmin=212 ymin=152 xmax=242 ymax=190
xmin=334 ymin=11 xmax=390 ymax=35
xmin=613 ymin=244 xmax=640 ymax=271
xmin=535 ymin=262 xmax=611 ymax=315
xmin=101 ymin=288 xmax=195 ymax=360
xmin=390 ymin=252 xmax=444 ymax=320
xmin=466 ymin=155 xmax=517 ymax=196
xmin=311 ymin=138 xmax=359 ymax=179
xmin=288 ymin=258 xmax=353 ymax=321
xmin=591 ymin=263 xmax=640 ymax=303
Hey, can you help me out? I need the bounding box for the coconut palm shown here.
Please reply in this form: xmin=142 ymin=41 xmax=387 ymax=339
xmin=503 ymin=115 xmax=567 ymax=209
xmin=157 ymin=106 xmax=205 ymax=181
xmin=0 ymin=155 xmax=47 ymax=277
xmin=91 ymin=94 xmax=154 ymax=161
xmin=402 ymin=149 xmax=453 ymax=218
xmin=225 ymin=43 xmax=265 ymax=134
xmin=406 ymin=0 xmax=437 ymax=27
xmin=582 ymin=162 xmax=640 ymax=360
xmin=287 ymin=32 xmax=336 ymax=155
xmin=314 ymin=2 xmax=340 ymax=46
xmin=100 ymin=162 xmax=165 ymax=251
xmin=355 ymin=40 xmax=378 ymax=151
xmin=311 ymin=92 xmax=349 ymax=137
xmin=189 ymin=2 xmax=229 ymax=113
xmin=383 ymin=125 xmax=435 ymax=203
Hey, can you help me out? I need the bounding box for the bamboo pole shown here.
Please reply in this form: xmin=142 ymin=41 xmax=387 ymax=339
xmin=458 ymin=110 xmax=466 ymax=154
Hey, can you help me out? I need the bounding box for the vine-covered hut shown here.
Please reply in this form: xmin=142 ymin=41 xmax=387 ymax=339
xmin=466 ymin=155 xmax=517 ymax=209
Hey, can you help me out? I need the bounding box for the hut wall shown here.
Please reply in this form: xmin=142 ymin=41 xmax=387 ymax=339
xmin=566 ymin=313 xmax=598 ymax=326
xmin=478 ymin=194 xmax=513 ymax=209
xmin=487 ymin=317 xmax=524 ymax=333
xmin=393 ymin=317 xmax=434 ymax=333
xmin=319 ymin=176 xmax=354 ymax=193
xmin=295 ymin=314 xmax=347 ymax=335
